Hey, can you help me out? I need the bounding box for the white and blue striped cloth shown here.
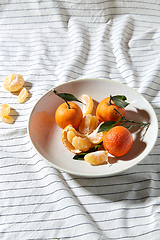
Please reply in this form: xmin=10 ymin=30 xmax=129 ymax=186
xmin=0 ymin=1 xmax=160 ymax=239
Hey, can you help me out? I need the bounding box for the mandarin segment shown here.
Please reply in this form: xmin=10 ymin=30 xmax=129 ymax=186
xmin=3 ymin=74 xmax=24 ymax=92
xmin=80 ymin=94 xmax=94 ymax=116
xmin=17 ymin=87 xmax=28 ymax=103
xmin=103 ymin=126 xmax=133 ymax=157
xmin=84 ymin=150 xmax=108 ymax=165
xmin=79 ymin=114 xmax=98 ymax=135
xmin=66 ymin=126 xmax=84 ymax=143
xmin=1 ymin=115 xmax=14 ymax=124
xmin=0 ymin=104 xmax=10 ymax=116
xmin=62 ymin=128 xmax=81 ymax=154
xmin=87 ymin=123 xmax=106 ymax=144
xmin=72 ymin=136 xmax=92 ymax=152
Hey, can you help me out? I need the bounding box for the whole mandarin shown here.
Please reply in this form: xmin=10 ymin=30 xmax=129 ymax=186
xmin=103 ymin=126 xmax=133 ymax=157
xmin=96 ymin=97 xmax=125 ymax=123
xmin=55 ymin=102 xmax=83 ymax=129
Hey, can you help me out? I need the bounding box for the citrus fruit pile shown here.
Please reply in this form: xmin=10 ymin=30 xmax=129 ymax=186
xmin=53 ymin=90 xmax=137 ymax=166
xmin=1 ymin=73 xmax=29 ymax=124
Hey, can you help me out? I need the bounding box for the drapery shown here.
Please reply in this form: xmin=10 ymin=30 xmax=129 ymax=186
xmin=0 ymin=1 xmax=160 ymax=239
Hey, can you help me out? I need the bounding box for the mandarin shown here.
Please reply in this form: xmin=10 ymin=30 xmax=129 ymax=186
xmin=103 ymin=126 xmax=133 ymax=157
xmin=55 ymin=102 xmax=83 ymax=129
xmin=3 ymin=74 xmax=24 ymax=92
xmin=96 ymin=97 xmax=125 ymax=123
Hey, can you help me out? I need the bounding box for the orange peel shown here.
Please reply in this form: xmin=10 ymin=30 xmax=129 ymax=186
xmin=61 ymin=124 xmax=91 ymax=154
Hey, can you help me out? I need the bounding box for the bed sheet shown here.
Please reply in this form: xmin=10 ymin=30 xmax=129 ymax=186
xmin=0 ymin=1 xmax=160 ymax=239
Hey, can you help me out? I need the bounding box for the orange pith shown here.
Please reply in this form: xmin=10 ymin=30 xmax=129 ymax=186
xmin=55 ymin=102 xmax=83 ymax=129
xmin=103 ymin=126 xmax=133 ymax=157
xmin=3 ymin=74 xmax=24 ymax=92
xmin=96 ymin=97 xmax=125 ymax=123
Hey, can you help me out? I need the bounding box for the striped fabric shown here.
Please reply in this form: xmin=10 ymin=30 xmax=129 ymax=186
xmin=0 ymin=0 xmax=160 ymax=239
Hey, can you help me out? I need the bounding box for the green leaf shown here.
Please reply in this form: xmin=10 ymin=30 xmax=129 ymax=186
xmin=110 ymin=95 xmax=129 ymax=108
xmin=52 ymin=89 xmax=83 ymax=104
xmin=73 ymin=143 xmax=102 ymax=160
xmin=112 ymin=95 xmax=127 ymax=101
xmin=97 ymin=121 xmax=116 ymax=132
xmin=73 ymin=153 xmax=87 ymax=160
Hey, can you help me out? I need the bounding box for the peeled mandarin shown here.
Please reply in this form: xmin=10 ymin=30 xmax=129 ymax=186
xmin=84 ymin=150 xmax=108 ymax=166
xmin=3 ymin=74 xmax=24 ymax=92
xmin=17 ymin=87 xmax=28 ymax=103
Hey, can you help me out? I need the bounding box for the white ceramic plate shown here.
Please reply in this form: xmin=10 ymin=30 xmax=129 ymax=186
xmin=28 ymin=78 xmax=158 ymax=177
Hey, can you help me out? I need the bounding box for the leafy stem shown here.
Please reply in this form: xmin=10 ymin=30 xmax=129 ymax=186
xmin=98 ymin=108 xmax=150 ymax=132
xmin=52 ymin=89 xmax=84 ymax=109
xmin=108 ymin=95 xmax=129 ymax=108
